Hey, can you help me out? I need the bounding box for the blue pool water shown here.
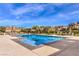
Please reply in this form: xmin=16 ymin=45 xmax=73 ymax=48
xmin=20 ymin=34 xmax=64 ymax=46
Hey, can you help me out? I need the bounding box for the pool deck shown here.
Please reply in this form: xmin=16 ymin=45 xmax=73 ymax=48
xmin=0 ymin=35 xmax=79 ymax=56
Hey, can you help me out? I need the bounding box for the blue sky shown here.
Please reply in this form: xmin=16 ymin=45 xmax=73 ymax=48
xmin=0 ymin=3 xmax=79 ymax=27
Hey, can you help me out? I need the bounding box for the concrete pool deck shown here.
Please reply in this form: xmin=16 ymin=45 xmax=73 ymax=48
xmin=0 ymin=35 xmax=79 ymax=56
xmin=0 ymin=35 xmax=37 ymax=56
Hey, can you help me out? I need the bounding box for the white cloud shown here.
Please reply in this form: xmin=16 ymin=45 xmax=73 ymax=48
xmin=11 ymin=4 xmax=44 ymax=16
xmin=0 ymin=17 xmax=57 ymax=26
xmin=68 ymin=10 xmax=79 ymax=15
xmin=54 ymin=13 xmax=70 ymax=20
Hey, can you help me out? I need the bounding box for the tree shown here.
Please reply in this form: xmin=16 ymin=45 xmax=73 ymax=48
xmin=0 ymin=26 xmax=6 ymax=33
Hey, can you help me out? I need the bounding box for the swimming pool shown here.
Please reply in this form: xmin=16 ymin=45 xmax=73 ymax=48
xmin=20 ymin=34 xmax=64 ymax=46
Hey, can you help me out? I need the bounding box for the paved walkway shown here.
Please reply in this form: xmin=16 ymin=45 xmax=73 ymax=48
xmin=58 ymin=38 xmax=79 ymax=56
xmin=49 ymin=37 xmax=79 ymax=56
